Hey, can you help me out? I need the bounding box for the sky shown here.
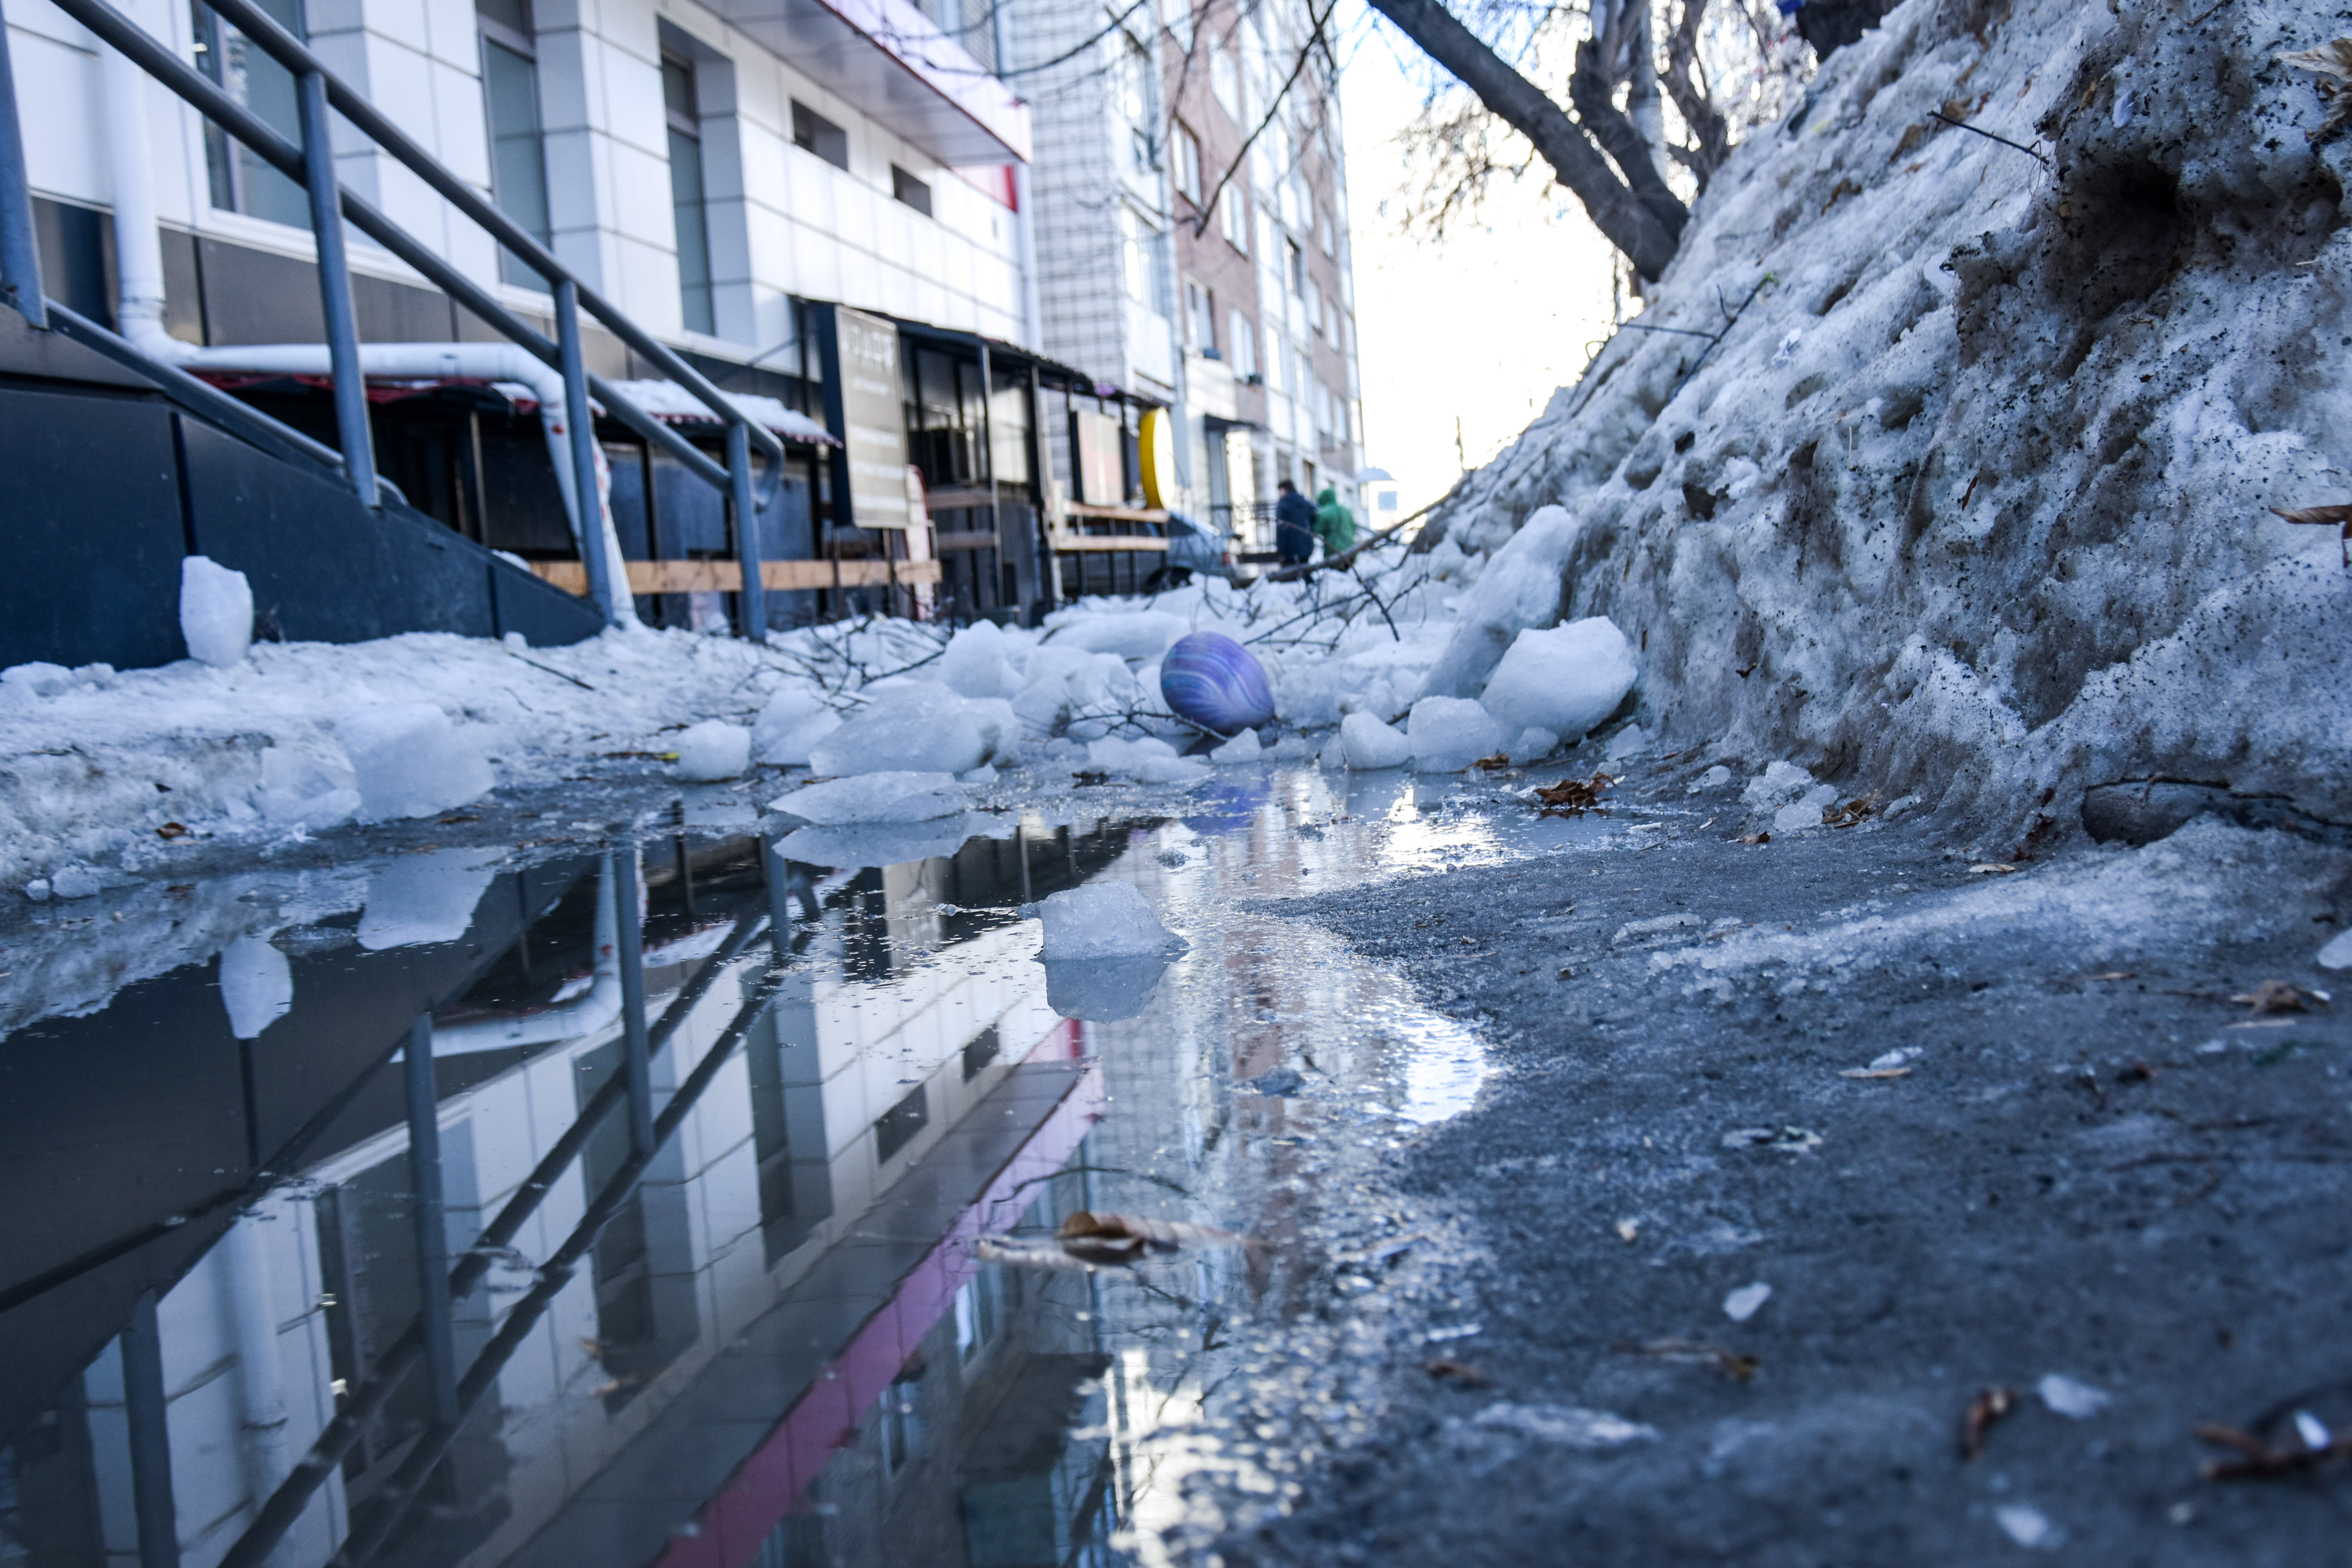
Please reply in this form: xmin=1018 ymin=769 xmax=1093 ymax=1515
xmin=1332 ymin=0 xmax=1622 ymax=518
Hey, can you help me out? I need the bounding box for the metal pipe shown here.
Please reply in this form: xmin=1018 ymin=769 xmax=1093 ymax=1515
xmin=100 ymin=41 xmax=160 ymax=344
xmin=555 ymin=280 xmax=617 ymax=626
xmin=612 ymin=850 xmax=655 ymax=1156
xmin=0 ymin=0 xmax=45 ymax=328
xmin=222 ymin=1212 xmax=293 ymax=1506
xmin=121 ymin=1289 xmax=182 ymax=1568
xmin=213 ymin=901 xmax=772 ymax=1568
xmin=298 ymin=69 xmax=376 ymax=505
xmin=729 ymin=420 xmax=769 ymax=639
xmin=403 ymin=1014 xmax=460 ymax=1427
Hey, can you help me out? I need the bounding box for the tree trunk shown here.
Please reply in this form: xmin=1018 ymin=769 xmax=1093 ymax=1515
xmin=1367 ymin=0 xmax=1683 ymax=279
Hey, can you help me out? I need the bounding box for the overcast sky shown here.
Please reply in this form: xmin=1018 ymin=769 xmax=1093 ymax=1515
xmin=1334 ymin=0 xmax=1620 ymax=518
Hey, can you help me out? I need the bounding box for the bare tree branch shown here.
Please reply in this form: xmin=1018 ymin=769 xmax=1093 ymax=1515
xmin=1659 ymin=0 xmax=1731 ymax=190
xmin=1568 ymin=0 xmax=1688 ymax=244
xmin=1366 ymin=0 xmax=1681 ymax=277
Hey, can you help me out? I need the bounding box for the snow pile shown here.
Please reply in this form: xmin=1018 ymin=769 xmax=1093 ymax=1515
xmin=771 ymin=771 xmax=966 ymax=824
xmin=1413 ymin=0 xmax=2352 ymax=839
xmin=673 ymin=719 xmax=751 ymax=780
xmin=336 ymin=702 xmax=495 ymax=820
xmin=1034 ymin=882 xmax=1184 ymax=959
xmin=179 ymin=557 xmax=254 ymax=668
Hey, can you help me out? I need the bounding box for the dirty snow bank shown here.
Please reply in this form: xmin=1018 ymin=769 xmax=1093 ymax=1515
xmin=1421 ymin=0 xmax=2352 ymax=844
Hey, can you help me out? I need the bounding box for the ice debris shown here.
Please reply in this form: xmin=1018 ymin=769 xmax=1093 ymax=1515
xmin=1407 ymin=696 xmax=1505 ymax=772
xmin=1034 ymin=882 xmax=1184 ymax=959
xmin=1417 ymin=504 xmax=1586 ymax=700
xmin=335 ymin=702 xmax=494 ymax=820
xmin=1605 ymin=723 xmax=1650 ymax=760
xmin=810 ymin=684 xmax=1011 ymax=778
xmin=1211 ymin=728 xmax=1263 ymax=764
xmin=257 ymin=747 xmax=360 ymax=831
xmin=1722 ymin=1282 xmax=1773 ymax=1322
xmin=2035 ymin=1374 xmax=2112 ymax=1420
xmin=219 ymin=935 xmax=294 ymax=1039
xmin=1742 ymin=761 xmax=1816 ymax=809
xmin=1087 ymin=735 xmax=1211 ymax=787
xmin=1471 ymin=1402 xmax=1658 ymax=1450
xmin=2317 ymin=928 xmax=2352 ymax=970
xmin=1509 ymin=727 xmax=1560 ymax=764
xmin=179 ymin=557 xmax=255 ymax=668
xmin=1994 ymin=1505 xmax=2056 ymax=1550
xmin=673 ymin=719 xmax=751 ymax=781
xmin=1480 ymin=618 xmax=1637 ymax=741
xmin=771 ymin=771 xmax=964 ymax=824
xmin=1340 ymin=711 xmax=1411 ymax=770
xmin=752 ymin=686 xmax=842 ymax=767
xmin=357 ymin=849 xmax=499 ymax=949
xmin=1774 ymin=784 xmax=1841 ymax=833
xmin=1689 ymin=763 xmax=1735 ymax=794
xmin=48 ymin=865 xmax=101 ymax=900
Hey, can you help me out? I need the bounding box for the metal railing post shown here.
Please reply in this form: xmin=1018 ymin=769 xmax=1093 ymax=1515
xmin=554 ymin=279 xmax=618 ymax=624
xmin=403 ymin=1014 xmax=460 ymax=1427
xmin=611 ymin=850 xmax=655 ymax=1156
xmin=122 ymin=1289 xmax=182 ymax=1568
xmin=297 ymin=68 xmax=375 ymax=504
xmin=0 ymin=0 xmax=49 ymax=328
xmin=728 ymin=420 xmax=768 ymax=639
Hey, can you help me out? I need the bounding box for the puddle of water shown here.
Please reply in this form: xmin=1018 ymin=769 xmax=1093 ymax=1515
xmin=0 ymin=764 xmax=1580 ymax=1568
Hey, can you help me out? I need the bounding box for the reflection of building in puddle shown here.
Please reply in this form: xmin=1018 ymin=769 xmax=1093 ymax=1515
xmin=0 ymin=819 xmax=1156 ymax=1568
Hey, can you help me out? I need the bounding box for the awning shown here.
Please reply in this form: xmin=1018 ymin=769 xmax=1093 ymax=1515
xmin=701 ymin=0 xmax=1031 ymax=165
xmin=605 ymin=379 xmax=841 ymax=446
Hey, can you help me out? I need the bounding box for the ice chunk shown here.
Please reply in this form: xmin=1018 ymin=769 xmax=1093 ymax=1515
xmin=1994 ymin=1506 xmax=2055 ymax=1550
xmin=753 ymin=686 xmax=842 ymax=765
xmin=179 ymin=556 xmax=254 ymax=668
xmin=674 ymin=719 xmax=751 ymax=780
xmin=1774 ymin=783 xmax=1840 ymax=833
xmin=2318 ymin=928 xmax=2352 ymax=970
xmin=1407 ymin=697 xmax=1505 ymax=772
xmin=1035 ymin=882 xmax=1183 ymax=958
xmin=1508 ymin=727 xmax=1560 ymax=764
xmin=219 ymin=934 xmax=293 ymax=1039
xmin=1046 ymin=611 xmax=1186 ymax=663
xmin=1415 ymin=505 xmax=1585 ymax=700
xmin=358 ymin=849 xmax=498 ymax=949
xmin=1741 ymin=761 xmax=1814 ymax=808
xmin=336 ymin=702 xmax=494 ymax=820
xmin=1087 ymin=735 xmax=1209 ymax=786
xmin=1212 ymin=728 xmax=1263 ymax=764
xmin=257 ymin=746 xmax=359 ymax=831
xmin=1471 ymin=1402 xmax=1657 ymax=1450
xmin=1479 ymin=618 xmax=1637 ymax=740
xmin=1689 ymin=763 xmax=1735 ymax=794
xmin=2035 ymin=1374 xmax=2112 ymax=1419
xmin=939 ymin=619 xmax=1022 ymax=699
xmin=1722 ymin=1282 xmax=1773 ymax=1322
xmin=771 ymin=771 xmax=964 ymax=824
xmin=777 ymin=815 xmax=981 ymax=868
xmin=1043 ymin=956 xmax=1172 ymax=1021
xmin=960 ymin=764 xmax=998 ymax=784
xmin=811 ymin=685 xmax=989 ymax=777
xmin=1 ymin=662 xmax=74 ymax=700
xmin=23 ymin=879 xmax=50 ymax=901
xmin=1605 ymin=723 xmax=1650 ymax=760
xmin=1341 ymin=711 xmax=1412 ymax=770
xmin=49 ymin=865 xmax=101 ymax=900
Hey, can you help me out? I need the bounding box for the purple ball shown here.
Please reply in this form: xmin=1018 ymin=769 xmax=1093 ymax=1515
xmin=1160 ymin=632 xmax=1275 ymax=736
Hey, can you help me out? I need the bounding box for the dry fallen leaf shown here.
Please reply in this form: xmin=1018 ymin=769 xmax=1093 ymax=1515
xmin=2271 ymin=502 xmax=2352 ymax=563
xmin=1425 ymin=1358 xmax=1489 ymax=1387
xmin=1532 ymin=772 xmax=1616 ymax=818
xmin=1961 ymin=1386 xmax=2019 ymax=1460
xmin=2198 ymin=1420 xmax=2352 ymax=1480
xmin=2279 ymin=42 xmax=2352 ymax=138
xmin=1839 ymin=1066 xmax=1913 ymax=1080
xmin=1740 ymin=832 xmax=1771 ymax=846
xmin=1822 ymin=794 xmax=1881 ymax=829
xmin=2232 ymin=979 xmax=2325 ymax=1014
xmin=1619 ymin=1339 xmax=1759 ymax=1382
xmin=154 ymin=821 xmax=190 ymax=840
xmin=1054 ymin=1209 xmax=1249 ymax=1266
xmin=1474 ymin=753 xmax=1513 ymax=771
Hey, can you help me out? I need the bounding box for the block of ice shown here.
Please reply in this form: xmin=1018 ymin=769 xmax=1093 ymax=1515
xmin=257 ymin=746 xmax=360 ymax=831
xmin=49 ymin=864 xmax=101 ymax=900
xmin=812 ymin=685 xmax=989 ymax=777
xmin=940 ymin=619 xmax=1022 ymax=699
xmin=336 ymin=702 xmax=495 ymax=820
xmin=1044 ymin=956 xmax=1172 ymax=1021
xmin=960 ymin=764 xmax=998 ymax=784
xmin=1212 ymin=728 xmax=1263 ymax=764
xmin=771 ymin=771 xmax=964 ymax=824
xmin=179 ymin=556 xmax=254 ymax=668
xmin=358 ymin=849 xmax=498 ymax=949
xmin=1605 ymin=723 xmax=1651 ymax=760
xmin=753 ymin=686 xmax=839 ymax=765
xmin=1088 ymin=735 xmax=1178 ymax=770
xmin=777 ymin=815 xmax=981 ymax=868
xmin=1742 ymin=761 xmax=1814 ymax=808
xmin=1035 ymin=881 xmax=1184 ymax=958
xmin=1774 ymin=784 xmax=1840 ymax=833
xmin=1509 ymin=727 xmax=1561 ymax=764
xmin=1407 ymin=697 xmax=1506 ymax=772
xmin=1478 ymin=618 xmax=1637 ymax=740
xmin=1416 ymin=505 xmax=1585 ymax=700
xmin=674 ymin=719 xmax=751 ymax=780
xmin=1047 ymin=611 xmax=1186 ymax=663
xmin=1689 ymin=763 xmax=1736 ymax=794
xmin=1341 ymin=711 xmax=1411 ymax=769
xmin=219 ymin=934 xmax=294 ymax=1039
xmin=2319 ymin=928 xmax=2352 ymax=970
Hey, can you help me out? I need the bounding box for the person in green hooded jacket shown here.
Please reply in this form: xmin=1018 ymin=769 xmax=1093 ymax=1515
xmin=1312 ymin=485 xmax=1357 ymax=558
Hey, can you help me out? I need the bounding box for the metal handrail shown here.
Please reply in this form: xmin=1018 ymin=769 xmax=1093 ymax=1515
xmin=13 ymin=0 xmax=787 ymax=634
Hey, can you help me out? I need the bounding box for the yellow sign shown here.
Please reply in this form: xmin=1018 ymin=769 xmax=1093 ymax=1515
xmin=1138 ymin=407 xmax=1176 ymax=510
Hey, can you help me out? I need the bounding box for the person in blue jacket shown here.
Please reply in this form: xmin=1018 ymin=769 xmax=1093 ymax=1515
xmin=1273 ymin=479 xmax=1317 ymax=566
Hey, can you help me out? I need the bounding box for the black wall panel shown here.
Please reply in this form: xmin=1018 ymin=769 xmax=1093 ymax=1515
xmin=491 ymin=556 xmax=604 ymax=646
xmin=0 ymin=385 xmax=187 ymax=671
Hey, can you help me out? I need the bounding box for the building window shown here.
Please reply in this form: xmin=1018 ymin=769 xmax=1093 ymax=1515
xmin=1118 ymin=34 xmax=1154 ymax=172
xmin=191 ymin=0 xmax=308 ymax=227
xmin=1121 ymin=206 xmax=1149 ymax=306
xmin=1287 ymin=239 xmax=1305 ymax=298
xmin=792 ymin=101 xmax=849 ymax=170
xmin=1228 ymin=308 xmax=1257 ymax=378
xmin=663 ymin=52 xmax=714 ymax=335
xmin=478 ymin=0 xmax=552 ymax=288
xmin=1219 ymin=186 xmax=1249 ymax=254
xmin=875 ymin=1083 xmax=929 ymax=1163
xmin=1319 ymin=202 xmax=1335 ymax=255
xmin=890 ymin=165 xmax=933 ymax=216
xmin=1264 ymin=323 xmax=1283 ymax=390
xmin=1186 ymin=279 xmax=1216 ymax=356
xmin=1306 ymin=275 xmax=1323 ymax=338
xmin=1209 ymin=38 xmax=1238 ymax=120
xmin=1174 ymin=122 xmax=1202 ymax=206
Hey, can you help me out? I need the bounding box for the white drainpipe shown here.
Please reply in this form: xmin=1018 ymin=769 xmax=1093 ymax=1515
xmin=221 ymin=1212 xmax=294 ymax=1516
xmin=427 ymin=856 xmax=624 ymax=1056
xmin=101 ymin=40 xmax=635 ymax=624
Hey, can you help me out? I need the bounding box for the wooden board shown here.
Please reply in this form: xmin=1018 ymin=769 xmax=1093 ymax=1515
xmin=1047 ymin=535 xmax=1169 ymax=554
xmin=530 ymin=558 xmax=943 ymax=595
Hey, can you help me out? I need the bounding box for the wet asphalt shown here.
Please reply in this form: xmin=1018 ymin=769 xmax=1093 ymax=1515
xmin=1218 ymin=758 xmax=2352 ymax=1567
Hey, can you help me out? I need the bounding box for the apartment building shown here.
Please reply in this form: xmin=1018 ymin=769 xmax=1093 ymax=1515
xmin=1009 ymin=0 xmax=1364 ymax=560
